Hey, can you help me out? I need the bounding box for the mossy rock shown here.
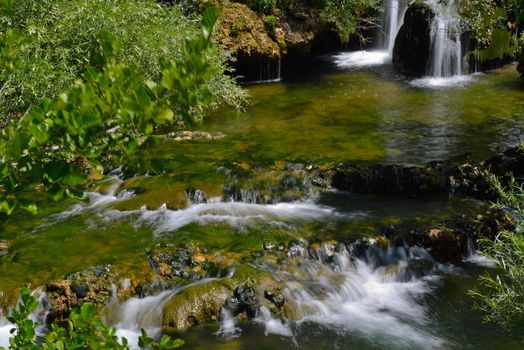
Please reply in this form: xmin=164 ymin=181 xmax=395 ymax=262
xmin=162 ymin=281 xmax=231 ymax=331
xmin=217 ymin=2 xmax=281 ymax=59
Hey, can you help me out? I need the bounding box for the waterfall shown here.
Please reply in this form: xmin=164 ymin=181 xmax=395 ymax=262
xmin=257 ymin=58 xmax=281 ymax=83
xmin=381 ymin=0 xmax=407 ymax=55
xmin=334 ymin=0 xmax=406 ymax=68
xmin=426 ymin=0 xmax=465 ymax=77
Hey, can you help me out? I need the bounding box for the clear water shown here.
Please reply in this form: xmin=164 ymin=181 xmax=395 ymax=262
xmin=0 ymin=57 xmax=523 ymax=349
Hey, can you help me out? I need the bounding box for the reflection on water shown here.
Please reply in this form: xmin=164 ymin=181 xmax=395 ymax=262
xmin=132 ymin=62 xmax=524 ymax=178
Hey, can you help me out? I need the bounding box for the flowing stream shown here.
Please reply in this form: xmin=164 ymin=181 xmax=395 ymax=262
xmin=0 ymin=40 xmax=523 ymax=349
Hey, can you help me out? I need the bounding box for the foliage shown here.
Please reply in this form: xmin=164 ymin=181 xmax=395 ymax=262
xmin=470 ymin=169 xmax=524 ymax=329
xmin=0 ymin=0 xmax=246 ymax=121
xmin=2 ymin=288 xmax=183 ymax=350
xmin=321 ymin=0 xmax=380 ymax=44
xmin=265 ymin=15 xmax=277 ymax=30
xmin=250 ymin=0 xmax=277 ymax=14
xmin=0 ymin=5 xmax=224 ymax=216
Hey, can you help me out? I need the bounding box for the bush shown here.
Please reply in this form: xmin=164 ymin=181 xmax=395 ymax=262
xmin=3 ymin=288 xmax=183 ymax=349
xmin=0 ymin=0 xmax=246 ymax=121
xmin=0 ymin=5 xmax=225 ymax=216
xmin=265 ymin=15 xmax=277 ymax=30
xmin=250 ymin=0 xmax=276 ymax=14
xmin=470 ymin=169 xmax=524 ymax=329
xmin=321 ymin=0 xmax=380 ymax=44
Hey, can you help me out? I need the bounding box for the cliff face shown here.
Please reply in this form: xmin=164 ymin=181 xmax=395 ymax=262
xmin=217 ymin=0 xmax=338 ymax=62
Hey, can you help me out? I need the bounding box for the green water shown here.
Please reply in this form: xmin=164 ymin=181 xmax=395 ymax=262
xmin=1 ymin=60 xmax=523 ymax=348
xmin=130 ymin=63 xmax=524 ymax=178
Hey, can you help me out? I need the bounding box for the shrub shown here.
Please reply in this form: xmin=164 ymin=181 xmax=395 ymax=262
xmin=0 ymin=5 xmax=225 ymax=216
xmin=250 ymin=0 xmax=276 ymax=14
xmin=265 ymin=15 xmax=277 ymax=30
xmin=321 ymin=0 xmax=380 ymax=44
xmin=0 ymin=0 xmax=246 ymax=121
xmin=3 ymin=288 xmax=183 ymax=349
xmin=470 ymin=167 xmax=524 ymax=329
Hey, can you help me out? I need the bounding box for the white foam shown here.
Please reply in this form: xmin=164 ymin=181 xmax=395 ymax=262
xmin=333 ymin=50 xmax=391 ymax=69
xmin=276 ymin=248 xmax=445 ymax=349
xmin=409 ymin=74 xmax=476 ymax=89
xmin=0 ymin=322 xmax=12 ymax=348
xmin=465 ymin=253 xmax=496 ymax=267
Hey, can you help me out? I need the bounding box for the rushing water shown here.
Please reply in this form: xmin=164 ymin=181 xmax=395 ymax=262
xmin=0 ymin=51 xmax=523 ymax=349
xmin=426 ymin=0 xmax=465 ymax=78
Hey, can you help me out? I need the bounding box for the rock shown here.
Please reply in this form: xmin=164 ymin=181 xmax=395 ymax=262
xmin=217 ymin=3 xmax=281 ymax=60
xmin=162 ymin=282 xmax=230 ymax=331
xmin=185 ymin=188 xmax=207 ymax=204
xmin=0 ymin=240 xmax=10 ymax=256
xmin=393 ymin=3 xmax=435 ymax=76
xmin=419 ymin=227 xmax=468 ymax=263
xmin=234 ymin=285 xmax=259 ymax=318
xmin=476 ymin=209 xmax=516 ymax=240
xmin=165 ymin=131 xmax=225 ymax=141
xmin=46 ymin=280 xmax=76 ymax=322
xmin=264 ymin=289 xmax=285 ymax=309
xmin=332 ymin=164 xmax=445 ymax=195
xmin=70 ymin=282 xmax=89 ymax=299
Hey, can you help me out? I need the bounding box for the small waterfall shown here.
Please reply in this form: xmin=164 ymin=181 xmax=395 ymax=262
xmin=257 ymin=58 xmax=281 ymax=83
xmin=214 ymin=309 xmax=241 ymax=338
xmin=334 ymin=0 xmax=406 ymax=68
xmin=426 ymin=0 xmax=465 ymax=77
xmin=237 ymin=58 xmax=281 ymax=84
xmin=380 ymin=0 xmax=408 ymax=55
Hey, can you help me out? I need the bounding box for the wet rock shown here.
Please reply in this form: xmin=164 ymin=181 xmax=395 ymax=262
xmin=0 ymin=240 xmax=10 ymax=256
xmin=70 ymin=282 xmax=89 ymax=299
xmin=162 ymin=282 xmax=230 ymax=331
xmin=264 ymin=289 xmax=285 ymax=309
xmin=234 ymin=286 xmax=259 ymax=318
xmin=148 ymin=248 xmax=196 ymax=279
xmin=332 ymin=164 xmax=445 ymax=195
xmin=476 ymin=209 xmax=516 ymax=240
xmin=46 ymin=265 xmax=114 ymax=322
xmin=185 ymin=188 xmax=207 ymax=204
xmin=46 ymin=280 xmax=76 ymax=322
xmin=419 ymin=227 xmax=468 ymax=263
xmin=448 ymin=163 xmax=494 ymax=199
xmin=288 ymin=240 xmax=308 ymax=258
xmin=165 ymin=131 xmax=226 ymax=141
xmin=393 ymin=3 xmax=435 ymax=76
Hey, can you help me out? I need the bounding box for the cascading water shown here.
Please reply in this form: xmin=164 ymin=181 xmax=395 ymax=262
xmin=334 ymin=0 xmax=407 ymax=69
xmin=380 ymin=0 xmax=407 ymax=55
xmin=426 ymin=0 xmax=465 ymax=77
xmin=410 ymin=0 xmax=476 ymax=88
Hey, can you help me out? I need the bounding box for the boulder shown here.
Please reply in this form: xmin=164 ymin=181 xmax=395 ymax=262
xmin=393 ymin=3 xmax=435 ymax=76
xmin=162 ymin=282 xmax=230 ymax=331
xmin=418 ymin=227 xmax=468 ymax=263
xmin=217 ymin=2 xmax=281 ymax=60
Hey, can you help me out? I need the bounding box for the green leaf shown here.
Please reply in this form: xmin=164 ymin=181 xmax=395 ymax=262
xmin=19 ymin=198 xmax=38 ymax=215
xmin=44 ymin=160 xmax=69 ymax=183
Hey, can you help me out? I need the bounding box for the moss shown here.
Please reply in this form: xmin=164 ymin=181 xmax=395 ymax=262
xmin=162 ymin=281 xmax=231 ymax=331
xmin=476 ymin=28 xmax=514 ymax=62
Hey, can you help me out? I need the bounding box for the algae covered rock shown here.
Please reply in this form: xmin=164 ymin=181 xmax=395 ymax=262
xmin=162 ymin=281 xmax=230 ymax=331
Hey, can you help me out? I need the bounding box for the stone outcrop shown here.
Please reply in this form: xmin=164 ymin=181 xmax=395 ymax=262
xmin=332 ymin=146 xmax=524 ymax=201
xmin=217 ymin=0 xmax=339 ymax=66
xmin=217 ymin=3 xmax=281 ymax=60
xmin=393 ymin=3 xmax=435 ymax=76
